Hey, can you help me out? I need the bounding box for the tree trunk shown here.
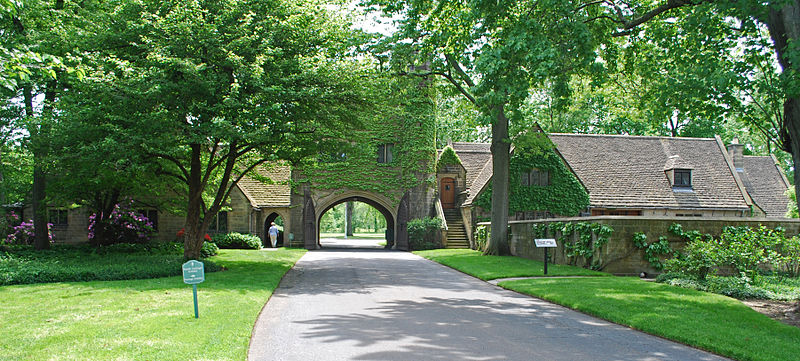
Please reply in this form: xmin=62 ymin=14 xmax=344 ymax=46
xmin=0 ymin=145 xmax=6 ymax=205
xmin=486 ymin=104 xmax=511 ymax=255
xmin=345 ymin=201 xmax=354 ymax=236
xmin=183 ymin=144 xmax=204 ymax=260
xmin=765 ymin=2 xmax=800 ymax=215
xmin=23 ymin=86 xmax=50 ymax=250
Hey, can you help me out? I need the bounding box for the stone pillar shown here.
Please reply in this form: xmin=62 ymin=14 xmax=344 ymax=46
xmin=395 ymin=192 xmax=410 ymax=251
xmin=303 ymin=189 xmax=318 ymax=250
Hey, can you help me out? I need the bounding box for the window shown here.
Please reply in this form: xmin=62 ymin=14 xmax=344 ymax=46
xmin=673 ymin=169 xmax=691 ymax=187
xmin=520 ymin=168 xmax=549 ymax=187
xmin=137 ymin=209 xmax=159 ymax=231
xmin=319 ymin=151 xmax=347 ymax=163
xmin=377 ymin=143 xmax=394 ymax=164
xmin=209 ymin=211 xmax=228 ymax=233
xmin=49 ymin=209 xmax=68 ymax=226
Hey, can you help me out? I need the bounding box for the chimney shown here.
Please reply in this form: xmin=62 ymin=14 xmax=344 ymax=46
xmin=727 ymin=138 xmax=744 ymax=169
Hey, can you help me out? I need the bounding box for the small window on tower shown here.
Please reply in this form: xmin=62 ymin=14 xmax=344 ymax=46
xmin=377 ymin=143 xmax=394 ymax=164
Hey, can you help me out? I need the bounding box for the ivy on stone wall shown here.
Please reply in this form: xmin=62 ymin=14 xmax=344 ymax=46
xmin=436 ymin=145 xmax=462 ymax=171
xmin=295 ymin=76 xmax=437 ymax=204
xmin=632 ymin=232 xmax=674 ymax=270
xmin=531 ymin=221 xmax=613 ymax=270
xmin=475 ymin=136 xmax=589 ymax=216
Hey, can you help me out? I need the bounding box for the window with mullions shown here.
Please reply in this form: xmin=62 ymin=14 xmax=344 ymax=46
xmin=208 ymin=211 xmax=228 ymax=233
xmin=377 ymin=143 xmax=394 ymax=164
xmin=520 ymin=168 xmax=549 ymax=187
xmin=49 ymin=209 xmax=68 ymax=226
xmin=673 ymin=169 xmax=692 ymax=187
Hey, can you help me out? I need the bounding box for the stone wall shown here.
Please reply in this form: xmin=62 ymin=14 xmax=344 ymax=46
xmin=502 ymin=216 xmax=800 ymax=275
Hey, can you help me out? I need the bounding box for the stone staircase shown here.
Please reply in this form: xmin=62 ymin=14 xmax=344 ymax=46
xmin=443 ymin=208 xmax=470 ymax=249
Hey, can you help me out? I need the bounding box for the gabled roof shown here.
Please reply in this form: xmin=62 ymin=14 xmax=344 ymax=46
xmin=548 ymin=134 xmax=751 ymax=211
xmin=739 ymin=155 xmax=791 ymax=217
xmin=449 ymin=142 xmax=492 ymax=192
xmin=236 ymin=164 xmax=292 ymax=208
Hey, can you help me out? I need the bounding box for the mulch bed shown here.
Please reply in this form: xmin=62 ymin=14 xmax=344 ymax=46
xmin=742 ymin=299 xmax=800 ymax=328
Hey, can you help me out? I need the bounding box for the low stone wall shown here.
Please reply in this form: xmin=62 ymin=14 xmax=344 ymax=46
xmin=490 ymin=216 xmax=800 ymax=276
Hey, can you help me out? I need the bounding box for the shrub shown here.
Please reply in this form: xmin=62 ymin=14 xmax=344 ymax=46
xmin=474 ymin=225 xmax=488 ymax=252
xmin=211 ymin=232 xmax=262 ymax=249
xmin=408 ymin=217 xmax=442 ymax=251
xmin=88 ymin=202 xmax=155 ymax=246
xmin=201 ymin=242 xmax=219 ymax=257
xmin=776 ymin=236 xmax=800 ymax=277
xmin=664 ymin=225 xmax=791 ymax=280
xmin=663 ymin=236 xmax=718 ymax=280
xmin=5 ymin=220 xmax=53 ymax=245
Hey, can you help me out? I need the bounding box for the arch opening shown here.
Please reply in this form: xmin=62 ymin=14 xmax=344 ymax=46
xmin=317 ymin=196 xmax=395 ymax=249
xmin=264 ymin=212 xmax=285 ymax=247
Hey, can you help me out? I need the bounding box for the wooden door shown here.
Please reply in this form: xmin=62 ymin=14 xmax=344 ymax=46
xmin=441 ymin=177 xmax=456 ymax=209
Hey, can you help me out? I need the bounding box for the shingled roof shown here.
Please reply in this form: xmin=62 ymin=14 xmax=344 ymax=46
xmin=549 ymin=134 xmax=751 ymax=211
xmin=739 ymin=155 xmax=790 ymax=217
xmin=236 ymin=164 xmax=292 ymax=208
xmin=449 ymin=142 xmax=492 ymax=192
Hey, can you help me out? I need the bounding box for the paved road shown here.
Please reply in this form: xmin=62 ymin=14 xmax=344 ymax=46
xmin=249 ymin=249 xmax=726 ymax=361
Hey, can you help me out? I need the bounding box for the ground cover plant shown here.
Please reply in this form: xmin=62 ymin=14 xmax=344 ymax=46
xmin=414 ymin=249 xmax=609 ymax=280
xmin=0 ymin=248 xmax=305 ymax=360
xmin=499 ymin=277 xmax=800 ymax=361
xmin=0 ymin=243 xmax=220 ymax=285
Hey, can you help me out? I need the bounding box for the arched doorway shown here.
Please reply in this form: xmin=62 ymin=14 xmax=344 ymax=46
xmin=315 ymin=195 xmax=395 ymax=249
xmin=264 ymin=212 xmax=285 ymax=247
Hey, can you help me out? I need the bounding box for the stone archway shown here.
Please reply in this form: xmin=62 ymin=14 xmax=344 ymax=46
xmin=308 ymin=191 xmax=398 ymax=250
xmin=264 ymin=211 xmax=287 ymax=247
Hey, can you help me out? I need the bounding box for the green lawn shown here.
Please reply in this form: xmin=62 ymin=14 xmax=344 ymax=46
xmin=320 ymin=232 xmax=385 ymax=239
xmin=416 ymin=249 xmax=800 ymax=361
xmin=0 ymin=248 xmax=305 ymax=361
xmin=414 ymin=248 xmax=609 ymax=280
xmin=500 ymin=277 xmax=800 ymax=361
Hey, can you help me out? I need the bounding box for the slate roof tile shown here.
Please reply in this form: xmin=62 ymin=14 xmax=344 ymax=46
xmin=548 ymin=134 xmax=749 ymax=210
xmin=740 ymin=156 xmax=790 ymax=217
xmin=236 ymin=164 xmax=291 ymax=208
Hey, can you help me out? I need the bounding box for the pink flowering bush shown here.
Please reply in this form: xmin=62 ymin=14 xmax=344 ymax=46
xmin=5 ymin=218 xmax=54 ymax=245
xmin=88 ymin=202 xmax=155 ymax=246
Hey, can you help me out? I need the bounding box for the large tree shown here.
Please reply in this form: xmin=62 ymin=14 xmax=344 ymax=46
xmin=574 ymin=0 xmax=800 ymax=212
xmin=3 ymin=0 xmax=94 ymax=249
xmin=88 ymin=0 xmax=369 ymax=259
xmin=368 ymin=0 xmax=609 ymax=254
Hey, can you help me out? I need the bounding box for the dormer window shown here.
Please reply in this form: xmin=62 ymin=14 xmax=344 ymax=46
xmin=521 ymin=168 xmax=549 ymax=186
xmin=673 ymin=169 xmax=691 ymax=188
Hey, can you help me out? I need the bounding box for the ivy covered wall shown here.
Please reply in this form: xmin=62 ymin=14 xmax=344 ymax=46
xmin=295 ymin=76 xmax=437 ymax=205
xmin=475 ymin=136 xmax=589 ymax=217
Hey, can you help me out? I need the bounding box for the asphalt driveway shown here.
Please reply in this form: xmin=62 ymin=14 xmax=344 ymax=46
xmin=248 ymin=249 xmax=726 ymax=361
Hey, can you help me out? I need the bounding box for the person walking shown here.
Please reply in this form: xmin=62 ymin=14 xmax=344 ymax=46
xmin=268 ymin=222 xmax=279 ymax=248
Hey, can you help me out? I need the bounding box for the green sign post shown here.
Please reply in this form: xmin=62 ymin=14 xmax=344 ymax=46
xmin=182 ymin=260 xmax=205 ymax=318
